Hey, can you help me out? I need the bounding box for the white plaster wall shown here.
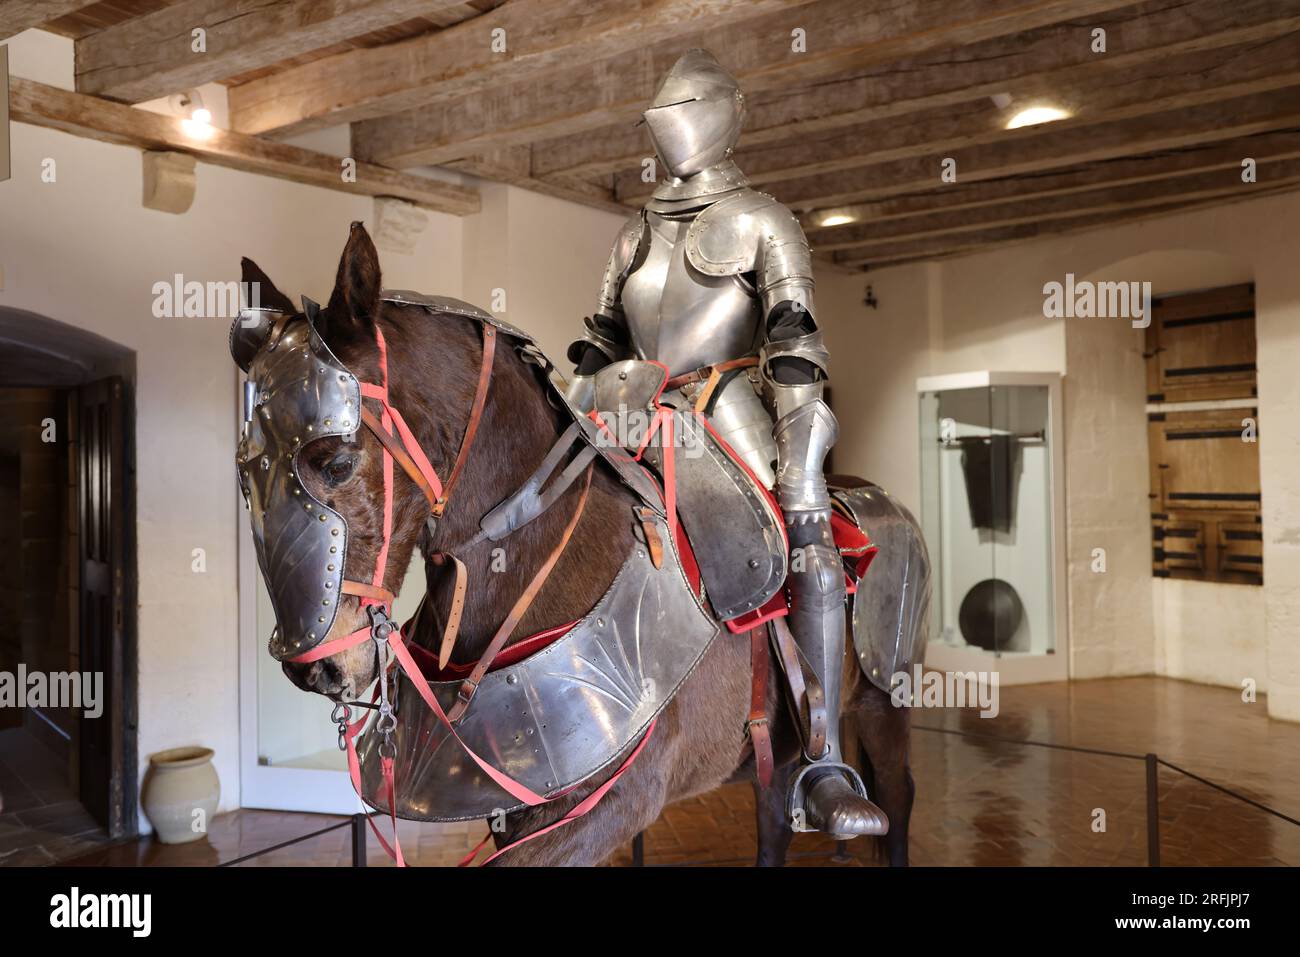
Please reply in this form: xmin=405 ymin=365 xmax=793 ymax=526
xmin=461 ymin=184 xmax=627 ymax=361
xmin=1060 ymin=268 xmax=1153 ymax=680
xmin=818 ymin=262 xmax=933 ymax=511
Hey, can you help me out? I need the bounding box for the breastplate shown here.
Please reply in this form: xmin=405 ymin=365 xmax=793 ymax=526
xmin=621 ymin=212 xmax=762 ymax=376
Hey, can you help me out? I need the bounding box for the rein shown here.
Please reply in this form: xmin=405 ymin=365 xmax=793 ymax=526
xmin=287 ymin=315 xmax=651 ymax=866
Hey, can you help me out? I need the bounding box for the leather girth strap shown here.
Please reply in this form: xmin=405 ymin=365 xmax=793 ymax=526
xmin=770 ymin=616 xmax=828 ymax=762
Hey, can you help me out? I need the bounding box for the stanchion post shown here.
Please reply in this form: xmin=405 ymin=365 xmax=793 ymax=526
xmin=1145 ymin=753 xmax=1160 ymax=867
xmin=352 ymin=813 xmax=368 ymax=867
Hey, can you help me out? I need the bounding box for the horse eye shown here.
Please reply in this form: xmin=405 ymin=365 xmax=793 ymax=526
xmin=322 ymin=453 xmax=357 ymax=486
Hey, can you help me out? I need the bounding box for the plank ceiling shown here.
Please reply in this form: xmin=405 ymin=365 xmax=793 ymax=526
xmin=6 ymin=0 xmax=1300 ymax=268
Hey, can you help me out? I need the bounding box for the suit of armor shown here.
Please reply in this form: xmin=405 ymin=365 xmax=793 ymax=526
xmin=566 ymin=50 xmax=886 ymax=838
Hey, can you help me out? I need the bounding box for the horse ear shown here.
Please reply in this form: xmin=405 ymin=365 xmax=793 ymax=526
xmin=240 ymin=257 xmax=295 ymax=314
xmin=321 ymin=222 xmax=382 ymax=340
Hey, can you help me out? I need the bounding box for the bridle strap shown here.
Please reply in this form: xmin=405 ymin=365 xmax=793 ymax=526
xmin=341 ymin=580 xmax=396 ymax=605
xmin=360 ymin=406 xmax=440 ymax=508
xmin=430 ymin=553 xmax=469 ymax=670
xmin=446 ymin=463 xmax=595 ymax=723
xmin=294 ymin=319 xmax=494 ymax=663
xmin=437 ymin=326 xmax=496 ymax=515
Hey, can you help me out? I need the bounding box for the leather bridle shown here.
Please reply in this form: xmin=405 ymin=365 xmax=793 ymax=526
xmin=288 ymin=321 xmax=496 ymax=666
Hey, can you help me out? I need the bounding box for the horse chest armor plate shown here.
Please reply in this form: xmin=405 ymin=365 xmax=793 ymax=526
xmin=356 ymin=511 xmax=719 ymax=822
xmin=621 ymin=213 xmax=762 ymax=376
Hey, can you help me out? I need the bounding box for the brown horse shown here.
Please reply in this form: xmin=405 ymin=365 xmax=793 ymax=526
xmin=242 ymin=224 xmax=917 ymax=866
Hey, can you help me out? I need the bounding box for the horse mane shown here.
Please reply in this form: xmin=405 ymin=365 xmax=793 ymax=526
xmin=372 ymin=300 xmax=636 ymax=667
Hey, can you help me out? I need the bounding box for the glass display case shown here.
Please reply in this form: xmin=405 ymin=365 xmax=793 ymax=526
xmin=917 ymin=372 xmax=1066 ymax=683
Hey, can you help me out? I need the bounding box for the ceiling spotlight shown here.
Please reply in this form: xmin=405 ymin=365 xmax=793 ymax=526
xmin=172 ymin=90 xmax=215 ymax=140
xmin=819 ymin=213 xmax=856 ymax=228
xmin=1006 ymin=105 xmax=1071 ymax=130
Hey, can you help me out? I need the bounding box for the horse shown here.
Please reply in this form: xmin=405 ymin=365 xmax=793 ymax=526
xmin=237 ymin=223 xmax=921 ymax=866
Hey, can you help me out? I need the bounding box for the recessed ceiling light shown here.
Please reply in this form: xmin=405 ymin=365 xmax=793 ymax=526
xmin=1006 ymin=105 xmax=1071 ymax=130
xmin=819 ymin=213 xmax=856 ymax=227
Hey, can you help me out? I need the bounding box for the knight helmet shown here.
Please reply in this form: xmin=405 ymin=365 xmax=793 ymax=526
xmin=642 ymin=49 xmax=745 ymax=179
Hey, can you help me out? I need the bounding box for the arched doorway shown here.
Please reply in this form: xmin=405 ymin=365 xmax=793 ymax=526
xmin=0 ymin=307 xmax=138 ymax=860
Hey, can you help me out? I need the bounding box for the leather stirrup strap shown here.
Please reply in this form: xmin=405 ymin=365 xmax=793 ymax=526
xmin=770 ymin=617 xmax=828 ymax=761
xmin=437 ymin=326 xmax=496 ymax=515
xmin=447 ymin=463 xmax=595 ymax=723
xmin=748 ymin=628 xmax=774 ymax=789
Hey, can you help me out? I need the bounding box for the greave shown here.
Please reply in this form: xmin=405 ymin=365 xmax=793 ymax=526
xmin=774 ymin=399 xmax=888 ymax=837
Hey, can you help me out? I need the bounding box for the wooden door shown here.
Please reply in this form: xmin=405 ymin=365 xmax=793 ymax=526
xmin=77 ymin=377 xmax=135 ymax=837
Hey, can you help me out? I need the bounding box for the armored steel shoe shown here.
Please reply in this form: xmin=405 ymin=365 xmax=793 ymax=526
xmin=803 ymin=770 xmax=889 ymax=839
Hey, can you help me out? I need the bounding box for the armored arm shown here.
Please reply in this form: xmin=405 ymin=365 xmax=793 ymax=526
xmin=565 ymin=212 xmax=646 ymax=410
xmin=756 ymin=207 xmax=835 ymax=527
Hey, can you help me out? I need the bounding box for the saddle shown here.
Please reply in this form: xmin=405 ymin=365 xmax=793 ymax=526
xmin=589 ymin=359 xmax=789 ymax=626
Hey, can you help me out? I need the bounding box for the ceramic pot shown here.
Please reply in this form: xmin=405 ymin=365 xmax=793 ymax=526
xmin=142 ymin=746 xmax=220 ymax=844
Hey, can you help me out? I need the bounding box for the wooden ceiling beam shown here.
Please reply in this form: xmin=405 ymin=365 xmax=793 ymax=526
xmin=823 ymin=160 xmax=1300 ymax=255
xmin=0 ymin=1 xmax=93 ymax=42
xmin=801 ymin=129 xmax=1300 ymax=237
xmin=351 ymin=0 xmax=1140 ymax=169
xmin=835 ymin=186 xmax=1300 ymax=269
xmin=443 ymin=147 xmax=627 ymax=216
xmin=73 ymin=0 xmax=468 ymax=104
xmin=227 ymin=0 xmax=814 ymax=138
xmin=536 ymin=0 xmax=1300 ymax=182
xmin=616 ymin=29 xmax=1300 ymax=204
xmin=8 ymin=77 xmax=480 ymax=215
xmin=760 ymin=86 xmax=1300 ymax=211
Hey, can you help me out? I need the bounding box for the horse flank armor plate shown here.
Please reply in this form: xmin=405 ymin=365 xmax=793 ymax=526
xmin=834 ymin=484 xmax=933 ymax=695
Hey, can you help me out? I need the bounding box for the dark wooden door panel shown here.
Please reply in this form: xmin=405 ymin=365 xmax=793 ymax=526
xmin=77 ymin=377 xmax=132 ymax=836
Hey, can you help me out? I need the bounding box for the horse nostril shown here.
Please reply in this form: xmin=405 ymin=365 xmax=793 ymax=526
xmin=320 ymin=659 xmax=343 ymax=691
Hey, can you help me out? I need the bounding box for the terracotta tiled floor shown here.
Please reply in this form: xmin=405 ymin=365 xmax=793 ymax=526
xmin=49 ymin=677 xmax=1300 ymax=867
